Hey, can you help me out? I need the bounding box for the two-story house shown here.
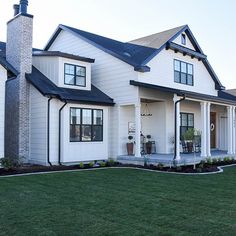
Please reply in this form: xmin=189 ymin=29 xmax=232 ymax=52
xmin=2 ymin=0 xmax=236 ymax=165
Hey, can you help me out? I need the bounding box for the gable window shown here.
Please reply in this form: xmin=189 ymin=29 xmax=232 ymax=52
xmin=70 ymin=108 xmax=103 ymax=142
xmin=64 ymin=63 xmax=86 ymax=87
xmin=181 ymin=34 xmax=186 ymax=45
xmin=174 ymin=59 xmax=193 ymax=86
xmin=180 ymin=113 xmax=194 ymax=139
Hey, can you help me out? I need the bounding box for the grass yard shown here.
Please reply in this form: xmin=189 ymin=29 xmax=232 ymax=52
xmin=0 ymin=167 xmax=236 ymax=236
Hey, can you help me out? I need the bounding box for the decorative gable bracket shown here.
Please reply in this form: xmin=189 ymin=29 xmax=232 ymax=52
xmin=166 ymin=42 xmax=207 ymax=61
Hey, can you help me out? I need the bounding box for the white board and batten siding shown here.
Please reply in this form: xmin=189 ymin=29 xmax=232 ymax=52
xmin=48 ymin=30 xmax=140 ymax=158
xmin=0 ymin=65 xmax=6 ymax=157
xmin=33 ymin=56 xmax=59 ymax=86
xmin=48 ymin=30 xmax=139 ymax=104
xmin=29 ymin=85 xmax=48 ymax=165
xmin=60 ymin=104 xmax=109 ymax=163
xmin=138 ymin=49 xmax=218 ymax=96
xmin=33 ymin=56 xmax=92 ymax=91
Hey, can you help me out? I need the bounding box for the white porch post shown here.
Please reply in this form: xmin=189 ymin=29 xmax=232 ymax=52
xmin=173 ymin=94 xmax=181 ymax=160
xmin=227 ymin=106 xmax=233 ymax=155
xmin=206 ymin=102 xmax=211 ymax=157
xmin=200 ymin=102 xmax=207 ymax=157
xmin=232 ymin=106 xmax=236 ymax=154
xmin=135 ymin=104 xmax=141 ymax=157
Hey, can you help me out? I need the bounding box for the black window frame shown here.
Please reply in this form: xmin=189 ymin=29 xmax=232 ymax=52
xmin=181 ymin=33 xmax=186 ymax=45
xmin=180 ymin=112 xmax=194 ymax=139
xmin=70 ymin=107 xmax=103 ymax=142
xmin=174 ymin=59 xmax=194 ymax=86
xmin=64 ymin=63 xmax=86 ymax=87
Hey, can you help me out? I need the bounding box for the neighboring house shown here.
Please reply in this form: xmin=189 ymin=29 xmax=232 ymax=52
xmin=2 ymin=0 xmax=236 ymax=165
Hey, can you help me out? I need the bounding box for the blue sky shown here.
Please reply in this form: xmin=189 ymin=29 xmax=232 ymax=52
xmin=1 ymin=0 xmax=236 ymax=89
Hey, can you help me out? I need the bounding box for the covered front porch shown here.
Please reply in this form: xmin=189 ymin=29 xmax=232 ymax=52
xmin=116 ymin=83 xmax=236 ymax=162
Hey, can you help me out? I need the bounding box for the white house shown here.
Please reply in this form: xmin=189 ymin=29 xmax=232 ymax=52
xmin=2 ymin=1 xmax=236 ymax=165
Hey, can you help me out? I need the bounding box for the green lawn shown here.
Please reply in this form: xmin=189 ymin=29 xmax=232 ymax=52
xmin=0 ymin=168 xmax=236 ymax=236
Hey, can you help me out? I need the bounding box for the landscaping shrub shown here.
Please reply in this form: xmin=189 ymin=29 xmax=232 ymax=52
xmin=157 ymin=163 xmax=164 ymax=170
xmin=108 ymin=159 xmax=115 ymax=166
xmin=212 ymin=158 xmax=218 ymax=165
xmin=0 ymin=157 xmax=23 ymax=171
xmin=206 ymin=158 xmax=212 ymax=165
xmin=100 ymin=162 xmax=106 ymax=167
xmin=223 ymin=157 xmax=231 ymax=163
xmin=89 ymin=161 xmax=94 ymax=168
xmin=79 ymin=162 xmax=84 ymax=169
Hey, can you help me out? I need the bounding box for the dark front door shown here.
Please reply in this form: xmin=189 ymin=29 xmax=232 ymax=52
xmin=210 ymin=112 xmax=216 ymax=148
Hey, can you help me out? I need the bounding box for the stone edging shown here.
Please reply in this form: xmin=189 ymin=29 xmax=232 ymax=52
xmin=0 ymin=164 xmax=236 ymax=178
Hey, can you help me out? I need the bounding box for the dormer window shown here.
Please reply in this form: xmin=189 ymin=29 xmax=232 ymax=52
xmin=181 ymin=34 xmax=186 ymax=45
xmin=64 ymin=63 xmax=86 ymax=87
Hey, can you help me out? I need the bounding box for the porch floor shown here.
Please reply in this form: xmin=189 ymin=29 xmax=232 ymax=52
xmin=117 ymin=150 xmax=234 ymax=166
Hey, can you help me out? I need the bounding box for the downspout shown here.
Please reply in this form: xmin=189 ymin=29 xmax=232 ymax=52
xmin=58 ymin=101 xmax=67 ymax=165
xmin=173 ymin=95 xmax=186 ymax=161
xmin=47 ymin=97 xmax=52 ymax=166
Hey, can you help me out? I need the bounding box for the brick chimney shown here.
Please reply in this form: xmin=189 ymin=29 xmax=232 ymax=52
xmin=5 ymin=0 xmax=33 ymax=159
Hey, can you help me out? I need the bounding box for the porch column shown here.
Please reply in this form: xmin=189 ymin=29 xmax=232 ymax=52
xmin=206 ymin=102 xmax=211 ymax=157
xmin=227 ymin=106 xmax=233 ymax=155
xmin=232 ymin=107 xmax=236 ymax=154
xmin=173 ymin=95 xmax=181 ymax=160
xmin=135 ymin=104 xmax=141 ymax=157
xmin=200 ymin=102 xmax=207 ymax=157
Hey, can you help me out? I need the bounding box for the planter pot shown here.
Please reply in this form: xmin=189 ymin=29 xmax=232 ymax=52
xmin=146 ymin=142 xmax=152 ymax=154
xmin=187 ymin=142 xmax=193 ymax=153
xmin=127 ymin=143 xmax=134 ymax=155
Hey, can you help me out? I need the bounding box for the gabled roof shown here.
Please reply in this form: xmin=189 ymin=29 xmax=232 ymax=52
xmin=44 ymin=24 xmax=224 ymax=90
xmin=26 ymin=66 xmax=114 ymax=106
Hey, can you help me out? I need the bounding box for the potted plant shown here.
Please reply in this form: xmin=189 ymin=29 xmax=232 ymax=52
xmin=146 ymin=135 xmax=152 ymax=154
xmin=127 ymin=135 xmax=134 ymax=155
xmin=182 ymin=128 xmax=195 ymax=153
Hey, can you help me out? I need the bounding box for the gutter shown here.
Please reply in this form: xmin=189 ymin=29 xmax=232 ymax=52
xmin=47 ymin=97 xmax=53 ymax=166
xmin=58 ymin=101 xmax=67 ymax=165
xmin=173 ymin=95 xmax=186 ymax=161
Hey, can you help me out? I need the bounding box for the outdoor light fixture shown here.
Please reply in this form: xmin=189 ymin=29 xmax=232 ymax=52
xmin=141 ymin=103 xmax=152 ymax=116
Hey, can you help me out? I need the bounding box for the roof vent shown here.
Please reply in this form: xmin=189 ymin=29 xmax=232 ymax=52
xmin=19 ymin=0 xmax=28 ymax=14
xmin=13 ymin=4 xmax=20 ymax=16
xmin=123 ymin=52 xmax=131 ymax=57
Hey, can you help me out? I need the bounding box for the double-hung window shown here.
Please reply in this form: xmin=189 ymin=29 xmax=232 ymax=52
xmin=70 ymin=108 xmax=103 ymax=142
xmin=180 ymin=113 xmax=194 ymax=139
xmin=174 ymin=60 xmax=193 ymax=86
xmin=64 ymin=63 xmax=86 ymax=87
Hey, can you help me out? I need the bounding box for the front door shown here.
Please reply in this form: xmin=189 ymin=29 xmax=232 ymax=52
xmin=210 ymin=112 xmax=216 ymax=148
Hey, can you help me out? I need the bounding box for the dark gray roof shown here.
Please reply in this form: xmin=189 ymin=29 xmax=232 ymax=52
xmin=130 ymin=80 xmax=236 ymax=105
xmin=33 ymin=51 xmax=95 ymax=63
xmin=224 ymin=89 xmax=236 ymax=96
xmin=44 ymin=24 xmax=224 ymax=90
xmin=129 ymin=25 xmax=186 ymax=49
xmin=26 ymin=66 xmax=114 ymax=106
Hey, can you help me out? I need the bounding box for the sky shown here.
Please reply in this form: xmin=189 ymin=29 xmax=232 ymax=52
xmin=0 ymin=0 xmax=236 ymax=89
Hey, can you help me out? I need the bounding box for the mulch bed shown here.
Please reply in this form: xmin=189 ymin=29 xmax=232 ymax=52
xmin=0 ymin=161 xmax=236 ymax=176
